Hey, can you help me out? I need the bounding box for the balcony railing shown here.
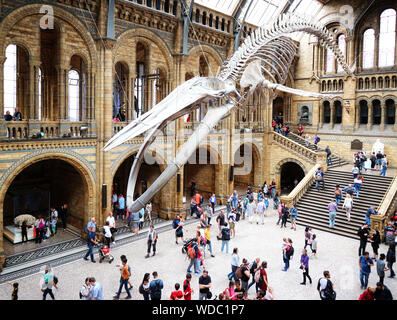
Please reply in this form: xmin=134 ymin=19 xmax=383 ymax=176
xmin=3 ymin=121 xmax=91 ymax=140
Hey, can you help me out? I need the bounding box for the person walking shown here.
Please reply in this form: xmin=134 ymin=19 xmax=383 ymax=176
xmin=255 ymin=198 xmax=266 ymax=225
xmin=240 ymin=259 xmax=251 ymax=294
xmin=314 ymin=167 xmax=325 ymax=191
xmin=113 ymin=256 xmax=132 ymax=299
xmin=334 ymin=184 xmax=342 ymax=205
xmin=220 ymin=222 xmax=231 ymax=254
xmin=280 ymin=204 xmax=289 ymax=228
xmin=216 ymin=210 xmax=226 ymax=232
xmin=246 ymin=198 xmax=256 ymax=224
xmin=79 ymin=278 xmax=91 ymax=300
xmin=386 ymin=243 xmax=396 ymax=278
xmin=282 ymin=238 xmax=294 ymax=271
xmin=375 ymin=151 xmax=383 ymax=171
xmin=300 ymin=249 xmax=312 ymax=285
xmin=352 ymin=164 xmax=360 ymax=179
xmin=83 ymin=227 xmax=98 ymax=263
xmin=353 ymin=175 xmax=363 ymax=198
xmin=198 ymin=270 xmax=212 ymax=300
xmin=314 ymin=134 xmax=320 ymax=150
xmin=183 ymin=273 xmax=194 ymax=300
xmin=325 ymin=146 xmax=333 ymax=166
xmin=359 ymin=252 xmax=374 ymax=289
xmin=228 ymin=248 xmax=240 ymax=280
xmin=289 ymin=204 xmax=298 ymax=231
xmin=149 ymin=271 xmax=164 ymax=300
xmin=327 ymin=199 xmax=338 ymax=229
xmin=89 ymin=277 xmax=104 ymax=300
xmin=380 ymin=155 xmax=388 ymax=176
xmin=310 ymin=234 xmax=318 ymax=258
xmin=145 ymin=202 xmax=152 ymax=223
xmin=145 ymin=225 xmax=158 ymax=258
xmin=258 ymin=261 xmax=269 ymax=297
xmin=41 ymin=266 xmax=56 ymax=300
xmin=129 ymin=210 xmax=142 ymax=236
xmin=376 ymin=254 xmax=389 ymax=284
xmin=204 ymin=224 xmax=215 ymax=257
xmin=370 ymin=230 xmax=381 ymax=261
xmin=59 ymin=204 xmax=68 ymax=231
xmin=365 ymin=206 xmax=377 ymax=226
xmin=103 ymin=221 xmax=112 ymax=248
xmin=187 ymin=238 xmax=200 ymax=274
xmin=304 ymin=227 xmax=312 ymax=250
xmin=247 ymin=257 xmax=260 ymax=293
xmin=357 ymin=224 xmax=370 ymax=257
xmin=118 ymin=194 xmax=126 ymax=220
xmin=317 ymin=271 xmax=336 ymax=300
xmin=173 ymin=215 xmax=184 ymax=244
xmin=370 ymin=152 xmax=376 ymax=170
xmin=342 ymin=193 xmax=353 ymax=222
xmin=106 ymin=211 xmax=117 ymax=244
xmin=139 ymin=273 xmax=151 ymax=300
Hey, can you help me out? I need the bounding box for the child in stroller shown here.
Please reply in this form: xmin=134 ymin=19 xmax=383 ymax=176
xmin=98 ymin=244 xmax=114 ymax=263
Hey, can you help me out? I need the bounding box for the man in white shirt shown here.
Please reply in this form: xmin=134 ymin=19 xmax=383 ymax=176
xmin=317 ymin=270 xmax=336 ymax=300
xmin=106 ymin=212 xmax=116 ymax=244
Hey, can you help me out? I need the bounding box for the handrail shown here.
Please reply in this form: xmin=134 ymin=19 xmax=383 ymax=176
xmin=272 ymin=131 xmax=318 ymax=163
xmin=377 ymin=175 xmax=397 ymax=217
xmin=371 ymin=174 xmax=397 ymax=240
xmin=289 ymin=131 xmax=347 ymax=167
xmin=280 ymin=163 xmax=321 ymax=207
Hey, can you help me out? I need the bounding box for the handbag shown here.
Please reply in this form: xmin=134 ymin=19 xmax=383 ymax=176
xmin=206 ymin=291 xmax=212 ymax=299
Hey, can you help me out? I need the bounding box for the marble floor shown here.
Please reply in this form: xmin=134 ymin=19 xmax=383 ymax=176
xmin=0 ymin=206 xmax=395 ymax=300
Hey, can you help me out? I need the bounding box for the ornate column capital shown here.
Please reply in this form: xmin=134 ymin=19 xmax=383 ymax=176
xmin=103 ymin=38 xmax=117 ymax=51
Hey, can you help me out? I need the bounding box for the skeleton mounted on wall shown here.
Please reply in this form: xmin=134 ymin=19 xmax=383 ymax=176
xmin=104 ymin=13 xmax=353 ymax=213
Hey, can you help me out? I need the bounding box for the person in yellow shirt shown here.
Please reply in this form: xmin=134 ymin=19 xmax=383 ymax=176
xmin=204 ymin=225 xmax=215 ymax=258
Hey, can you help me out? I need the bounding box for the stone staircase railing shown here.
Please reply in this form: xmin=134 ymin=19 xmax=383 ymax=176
xmin=289 ymin=131 xmax=348 ymax=167
xmin=280 ymin=163 xmax=322 ymax=208
xmin=272 ymin=131 xmax=321 ymax=164
xmin=372 ymin=175 xmax=397 ymax=240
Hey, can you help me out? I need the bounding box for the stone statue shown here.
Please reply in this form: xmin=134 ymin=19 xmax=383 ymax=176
xmin=372 ymin=139 xmax=384 ymax=154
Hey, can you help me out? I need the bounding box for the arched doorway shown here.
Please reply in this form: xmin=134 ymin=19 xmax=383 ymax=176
xmin=233 ymin=143 xmax=260 ymax=192
xmin=2 ymin=158 xmax=92 ymax=248
xmin=280 ymin=162 xmax=305 ymax=194
xmin=184 ymin=147 xmax=218 ymax=201
xmin=113 ymin=153 xmax=163 ymax=216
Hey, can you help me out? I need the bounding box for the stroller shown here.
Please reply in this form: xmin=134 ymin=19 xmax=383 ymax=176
xmin=181 ymin=238 xmax=196 ymax=254
xmin=98 ymin=245 xmax=114 ymax=264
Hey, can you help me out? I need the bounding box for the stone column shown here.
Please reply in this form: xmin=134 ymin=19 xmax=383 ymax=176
xmin=330 ymin=103 xmax=335 ymax=129
xmin=394 ymin=105 xmax=397 ymax=132
xmin=380 ymin=102 xmax=386 ymax=131
xmin=354 ymin=103 xmax=360 ymax=131
xmin=103 ymin=39 xmax=116 ymax=188
xmin=319 ymin=101 xmax=324 ymax=128
xmin=0 ymin=56 xmax=5 ymax=117
xmin=367 ymin=103 xmax=373 ymax=131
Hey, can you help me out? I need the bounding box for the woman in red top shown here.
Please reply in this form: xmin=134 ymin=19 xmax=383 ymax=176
xmin=259 ymin=261 xmax=269 ymax=295
xmin=358 ymin=287 xmax=375 ymax=300
xmin=298 ymin=124 xmax=303 ymax=136
xmin=183 ymin=273 xmax=193 ymax=300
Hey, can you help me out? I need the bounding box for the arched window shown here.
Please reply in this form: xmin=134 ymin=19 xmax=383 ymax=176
xmin=326 ymin=47 xmax=334 ymax=73
xmin=359 ymin=100 xmax=368 ymax=124
xmin=334 ymin=101 xmax=342 ymax=124
xmin=362 ymin=29 xmax=375 ymax=69
xmin=379 ymin=9 xmax=396 ymax=67
xmin=4 ymin=44 xmax=17 ymax=116
xmin=337 ymin=34 xmax=346 ymax=73
xmin=386 ymin=99 xmax=395 ymax=124
xmin=38 ymin=67 xmax=42 ymax=121
xmin=68 ymin=70 xmax=80 ymax=122
xmin=195 ymin=9 xmax=200 ymax=23
xmin=323 ymin=101 xmax=331 ymax=123
xmin=372 ymin=100 xmax=381 ymax=125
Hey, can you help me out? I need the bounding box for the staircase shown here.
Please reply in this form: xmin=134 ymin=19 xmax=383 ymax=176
xmin=294 ymin=169 xmax=393 ymax=239
xmin=287 ymin=133 xmax=349 ymax=169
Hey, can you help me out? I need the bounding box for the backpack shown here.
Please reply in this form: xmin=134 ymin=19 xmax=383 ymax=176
xmin=53 ymin=276 xmax=58 ymax=285
xmin=315 ymin=173 xmax=323 ymax=181
xmin=151 ymin=281 xmax=162 ymax=299
xmin=288 ymin=246 xmax=294 ymax=260
xmin=254 ymin=269 xmax=263 ymax=285
xmin=172 ymin=219 xmax=179 ymax=229
xmin=187 ymin=245 xmax=197 ymax=259
xmin=334 ymin=189 xmax=340 ymax=196
xmin=319 ymin=278 xmax=336 ymax=300
xmin=235 ymin=266 xmax=243 ymax=279
xmin=222 ymin=228 xmax=231 ymax=241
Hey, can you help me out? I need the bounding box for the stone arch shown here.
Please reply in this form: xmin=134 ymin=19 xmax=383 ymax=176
xmin=0 ymin=151 xmax=96 ymax=234
xmin=232 ymin=142 xmax=262 ymax=188
xmin=111 ymin=146 xmax=168 ymax=178
xmin=0 ymin=4 xmax=98 ymax=66
xmin=274 ymin=158 xmax=307 ymax=195
xmin=187 ymin=45 xmax=223 ymax=74
xmin=3 ymin=39 xmax=32 ymax=59
xmin=115 ymin=28 xmax=173 ymax=74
